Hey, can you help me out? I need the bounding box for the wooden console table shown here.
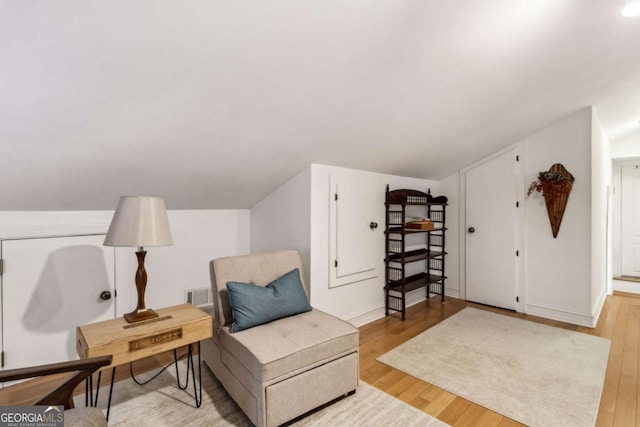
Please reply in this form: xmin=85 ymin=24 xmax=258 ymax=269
xmin=76 ymin=303 xmax=212 ymax=420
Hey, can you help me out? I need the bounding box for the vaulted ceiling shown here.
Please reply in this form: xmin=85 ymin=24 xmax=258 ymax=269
xmin=2 ymin=1 xmax=640 ymax=210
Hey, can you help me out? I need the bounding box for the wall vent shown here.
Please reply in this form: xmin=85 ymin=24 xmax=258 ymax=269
xmin=184 ymin=286 xmax=213 ymax=308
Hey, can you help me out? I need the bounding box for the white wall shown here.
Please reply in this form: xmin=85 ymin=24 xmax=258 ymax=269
xmin=610 ymin=141 xmax=640 ymax=286
xmin=310 ymin=164 xmax=441 ymax=325
xmin=611 ymin=158 xmax=640 ymax=293
xmin=611 ymin=133 xmax=640 ymax=159
xmin=591 ymin=109 xmax=612 ymax=315
xmin=0 ymin=210 xmax=251 ymax=317
xmin=524 ymin=108 xmax=594 ymax=323
xmin=0 ymin=211 xmax=113 ymax=238
xmin=250 ymin=163 xmax=453 ymax=325
xmin=250 ymin=166 xmax=312 ymax=293
xmin=438 ymin=172 xmax=460 ymax=298
xmin=116 ymin=210 xmax=250 ymax=316
xmin=449 ymin=107 xmax=609 ymax=326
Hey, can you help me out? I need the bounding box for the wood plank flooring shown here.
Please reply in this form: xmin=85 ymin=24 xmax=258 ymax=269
xmin=0 ymin=346 xmax=192 ymax=406
xmin=4 ymin=294 xmax=636 ymax=426
xmin=359 ymin=294 xmax=638 ymax=426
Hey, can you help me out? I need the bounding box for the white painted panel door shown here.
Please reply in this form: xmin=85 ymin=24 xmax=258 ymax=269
xmin=466 ymin=149 xmax=517 ymax=309
xmin=329 ymin=174 xmax=382 ymax=288
xmin=621 ymin=164 xmax=640 ymax=277
xmin=1 ymin=235 xmax=115 ymax=369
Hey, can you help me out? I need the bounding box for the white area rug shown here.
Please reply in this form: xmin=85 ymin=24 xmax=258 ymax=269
xmin=76 ymin=361 xmax=448 ymax=427
xmin=377 ymin=307 xmax=611 ymax=427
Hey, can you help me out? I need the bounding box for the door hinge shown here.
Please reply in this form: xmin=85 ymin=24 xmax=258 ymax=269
xmin=516 ymin=155 xmax=520 ymax=162
xmin=516 ymin=201 xmax=519 ymax=208
xmin=516 ymin=250 xmax=519 ymax=256
xmin=516 ymin=296 xmax=519 ymax=303
xmin=0 ymin=258 xmax=3 ymax=276
xmin=334 ymin=259 xmax=338 ymax=268
xmin=335 ymin=193 xmax=338 ymax=201
xmin=1 ymin=351 xmax=4 ymax=368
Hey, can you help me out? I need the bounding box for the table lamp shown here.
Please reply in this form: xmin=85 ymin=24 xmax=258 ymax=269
xmin=104 ymin=196 xmax=173 ymax=323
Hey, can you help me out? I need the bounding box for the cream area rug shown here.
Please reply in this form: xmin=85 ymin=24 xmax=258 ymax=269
xmin=75 ymin=361 xmax=448 ymax=427
xmin=377 ymin=307 xmax=611 ymax=427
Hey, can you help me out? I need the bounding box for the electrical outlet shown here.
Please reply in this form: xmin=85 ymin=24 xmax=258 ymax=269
xmin=184 ymin=286 xmax=212 ymax=308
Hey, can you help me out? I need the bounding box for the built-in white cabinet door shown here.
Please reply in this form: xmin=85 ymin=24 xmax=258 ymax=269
xmin=621 ymin=164 xmax=640 ymax=277
xmin=1 ymin=235 xmax=115 ymax=370
xmin=328 ymin=174 xmax=382 ymax=288
xmin=466 ymin=149 xmax=518 ymax=310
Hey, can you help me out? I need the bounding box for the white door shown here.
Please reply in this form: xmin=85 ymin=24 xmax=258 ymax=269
xmin=329 ymin=174 xmax=382 ymax=288
xmin=1 ymin=235 xmax=115 ymax=369
xmin=466 ymin=149 xmax=517 ymax=310
xmin=621 ymin=164 xmax=640 ymax=277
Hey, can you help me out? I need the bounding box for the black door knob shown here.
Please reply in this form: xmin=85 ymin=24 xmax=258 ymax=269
xmin=100 ymin=290 xmax=112 ymax=301
xmin=370 ymin=222 xmax=378 ymax=230
xmin=468 ymin=227 xmax=475 ymax=233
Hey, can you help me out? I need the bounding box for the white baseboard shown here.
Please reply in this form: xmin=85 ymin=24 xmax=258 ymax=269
xmin=525 ymin=302 xmax=595 ymax=328
xmin=591 ymin=288 xmax=608 ymax=328
xmin=345 ymin=290 xmax=428 ymax=327
xmin=445 ymin=287 xmax=460 ymax=299
xmin=345 ymin=306 xmax=386 ymax=328
xmin=345 ymin=289 xmax=459 ymax=328
xmin=349 ymin=287 xmax=604 ymax=329
xmin=612 ymin=279 xmax=640 ymax=294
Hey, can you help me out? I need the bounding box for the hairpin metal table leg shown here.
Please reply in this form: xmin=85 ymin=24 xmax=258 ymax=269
xmin=174 ymin=348 xmax=190 ymax=390
xmin=106 ymin=367 xmax=116 ymax=421
xmin=93 ymin=371 xmax=102 ymax=406
xmin=85 ymin=370 xmax=102 ymax=407
xmin=189 ymin=342 xmax=203 ymax=408
xmin=85 ymin=375 xmax=90 ymax=407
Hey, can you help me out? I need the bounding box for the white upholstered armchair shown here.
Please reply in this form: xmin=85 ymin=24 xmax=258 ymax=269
xmin=201 ymin=250 xmax=359 ymax=427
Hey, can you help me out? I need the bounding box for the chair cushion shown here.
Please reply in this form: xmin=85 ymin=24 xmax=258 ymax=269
xmin=220 ymin=308 xmax=358 ymax=383
xmin=212 ymin=250 xmax=307 ymax=329
xmin=227 ymin=268 xmax=312 ymax=333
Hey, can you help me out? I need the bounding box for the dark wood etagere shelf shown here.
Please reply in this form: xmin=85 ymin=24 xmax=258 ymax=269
xmin=384 ymin=186 xmax=447 ymax=320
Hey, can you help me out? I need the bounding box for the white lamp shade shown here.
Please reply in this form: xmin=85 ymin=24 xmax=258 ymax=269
xmin=104 ymin=196 xmax=173 ymax=247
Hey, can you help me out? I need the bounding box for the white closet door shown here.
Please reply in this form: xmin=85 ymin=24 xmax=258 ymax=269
xmin=621 ymin=164 xmax=640 ymax=277
xmin=328 ymin=174 xmax=382 ymax=288
xmin=1 ymin=235 xmax=115 ymax=369
xmin=466 ymin=149 xmax=517 ymax=310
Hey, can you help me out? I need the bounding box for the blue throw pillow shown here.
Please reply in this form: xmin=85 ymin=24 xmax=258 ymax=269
xmin=226 ymin=268 xmax=312 ymax=333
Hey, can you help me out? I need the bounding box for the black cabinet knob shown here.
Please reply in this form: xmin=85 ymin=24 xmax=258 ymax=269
xmin=468 ymin=227 xmax=475 ymax=233
xmin=370 ymin=222 xmax=378 ymax=230
xmin=100 ymin=290 xmax=112 ymax=301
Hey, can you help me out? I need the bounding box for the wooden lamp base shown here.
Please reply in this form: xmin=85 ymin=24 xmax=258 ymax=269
xmin=124 ymin=249 xmax=159 ymax=324
xmin=124 ymin=308 xmax=159 ymax=323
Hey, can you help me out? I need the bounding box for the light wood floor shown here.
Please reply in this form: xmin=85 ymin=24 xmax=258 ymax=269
xmin=5 ymin=294 xmax=635 ymax=425
xmin=0 ymin=348 xmax=192 ymax=406
xmin=359 ymin=293 xmax=638 ymax=426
